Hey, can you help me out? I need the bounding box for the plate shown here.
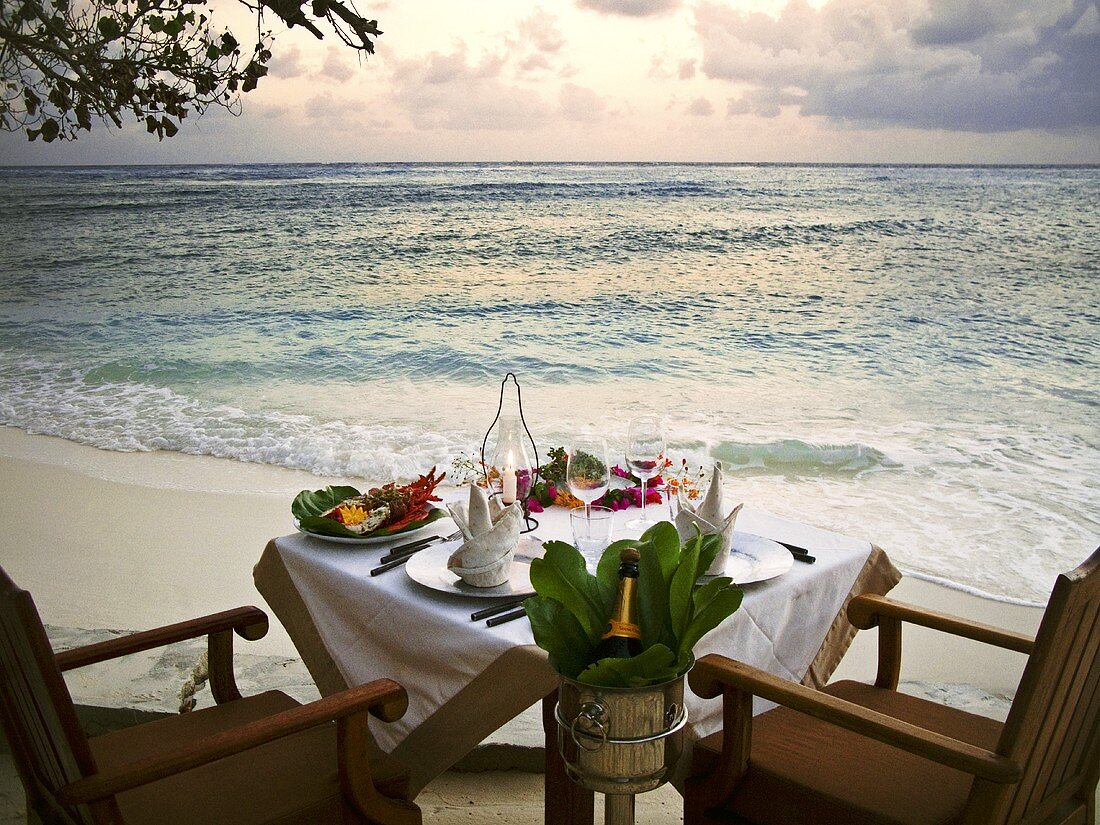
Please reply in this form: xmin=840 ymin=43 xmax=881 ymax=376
xmin=405 ymin=536 xmax=544 ymax=598
xmin=294 ymin=515 xmax=446 ymax=546
xmin=713 ymin=532 xmax=793 ymax=585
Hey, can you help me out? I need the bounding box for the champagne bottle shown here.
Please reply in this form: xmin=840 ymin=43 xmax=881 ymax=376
xmin=594 ymin=546 xmax=643 ymax=660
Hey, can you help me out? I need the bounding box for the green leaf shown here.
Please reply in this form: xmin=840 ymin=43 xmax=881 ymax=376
xmin=529 ymin=542 xmax=606 ymax=642
xmin=669 ymin=534 xmax=701 ymax=643
xmin=525 ymin=596 xmax=593 ymax=679
xmin=39 ymin=119 xmax=59 ymax=142
xmin=97 ymin=15 xmax=121 ymax=38
xmin=641 ymin=520 xmax=680 ymax=581
xmin=290 ymin=485 xmax=446 ymax=539
xmin=636 ymin=539 xmax=674 ymax=650
xmin=696 ymin=533 xmax=724 ymax=580
xmin=678 ymin=587 xmax=743 ymax=663
xmin=576 ymin=644 xmax=678 ymax=688
xmin=291 ymin=485 xmax=362 ymax=520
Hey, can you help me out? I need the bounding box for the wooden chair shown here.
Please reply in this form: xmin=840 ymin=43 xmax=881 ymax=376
xmin=685 ymin=548 xmax=1099 ymax=825
xmin=0 ymin=566 xmax=421 ymax=825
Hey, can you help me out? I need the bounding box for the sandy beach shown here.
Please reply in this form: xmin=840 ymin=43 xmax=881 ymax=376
xmin=0 ymin=423 xmax=1049 ymax=700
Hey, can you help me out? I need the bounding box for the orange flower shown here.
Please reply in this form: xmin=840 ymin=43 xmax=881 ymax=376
xmin=554 ymin=490 xmax=584 ymax=509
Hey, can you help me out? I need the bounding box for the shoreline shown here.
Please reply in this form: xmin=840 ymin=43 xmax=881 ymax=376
xmin=0 ymin=425 xmax=1046 ymax=695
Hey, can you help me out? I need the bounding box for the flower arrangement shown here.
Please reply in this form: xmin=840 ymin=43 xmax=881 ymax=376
xmin=451 ymin=446 xmax=707 ymax=513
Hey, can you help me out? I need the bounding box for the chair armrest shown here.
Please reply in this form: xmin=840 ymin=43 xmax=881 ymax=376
xmin=848 ymin=594 xmax=1034 ymax=654
xmin=58 ymin=677 xmax=408 ymax=805
xmin=690 ymin=654 xmax=1021 ymax=784
xmin=54 ymin=606 xmax=269 ymax=672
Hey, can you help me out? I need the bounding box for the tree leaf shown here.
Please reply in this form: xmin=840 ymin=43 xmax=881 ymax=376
xmin=96 ymin=15 xmax=121 ymax=38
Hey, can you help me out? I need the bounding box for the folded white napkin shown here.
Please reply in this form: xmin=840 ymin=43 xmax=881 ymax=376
xmin=447 ymin=486 xmax=522 ymax=587
xmin=676 ymin=463 xmax=743 ymax=576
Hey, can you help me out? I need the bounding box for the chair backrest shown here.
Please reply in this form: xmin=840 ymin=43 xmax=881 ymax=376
xmin=0 ymin=567 xmax=97 ymax=825
xmin=968 ymin=548 xmax=1100 ymax=824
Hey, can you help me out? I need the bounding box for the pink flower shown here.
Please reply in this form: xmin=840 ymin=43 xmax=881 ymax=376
xmin=526 ymin=498 xmax=544 ymax=513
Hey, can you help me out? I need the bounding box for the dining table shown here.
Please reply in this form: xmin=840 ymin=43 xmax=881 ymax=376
xmin=253 ymin=498 xmax=900 ymax=825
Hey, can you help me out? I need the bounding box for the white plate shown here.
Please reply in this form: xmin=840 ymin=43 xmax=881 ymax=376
xmin=405 ymin=536 xmax=544 ymax=598
xmin=293 ymin=510 xmax=448 ymax=546
xmin=714 ymin=532 xmax=794 ymax=585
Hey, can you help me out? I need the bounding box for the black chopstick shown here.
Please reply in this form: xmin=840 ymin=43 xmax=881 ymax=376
xmin=379 ymin=538 xmax=435 ymax=563
xmin=379 ymin=530 xmax=461 ymax=563
xmin=369 ymin=556 xmax=410 ymax=576
xmin=471 ymin=599 xmax=526 ymax=622
xmin=777 ymin=541 xmax=816 ymax=564
xmin=486 ymin=607 xmax=528 ymax=627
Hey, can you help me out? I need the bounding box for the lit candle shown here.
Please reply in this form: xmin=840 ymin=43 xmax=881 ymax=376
xmin=502 ymin=450 xmax=517 ymax=504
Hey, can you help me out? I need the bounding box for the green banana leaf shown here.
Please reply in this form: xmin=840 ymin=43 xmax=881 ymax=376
xmin=291 ymin=485 xmax=446 ymax=539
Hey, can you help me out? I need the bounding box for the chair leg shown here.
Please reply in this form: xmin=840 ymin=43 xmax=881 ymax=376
xmin=338 ymin=713 xmax=421 ymax=825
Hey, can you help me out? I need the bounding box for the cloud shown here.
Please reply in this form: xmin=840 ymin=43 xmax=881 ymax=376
xmin=695 ymin=0 xmax=1100 ymax=132
xmin=687 ymin=97 xmax=714 ymax=116
xmin=678 ymin=59 xmax=697 ymax=79
xmin=390 ymin=47 xmax=553 ymax=130
xmin=520 ymin=54 xmax=553 ymax=72
xmin=267 ymin=46 xmax=305 ymax=79
xmin=577 ymin=0 xmax=681 ymax=18
xmin=319 ymin=46 xmax=355 ymax=83
xmin=559 ymin=83 xmax=608 ymax=122
xmin=518 ymin=8 xmax=565 ymax=53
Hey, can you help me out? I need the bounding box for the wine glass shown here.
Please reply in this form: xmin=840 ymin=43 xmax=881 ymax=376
xmin=625 ymin=415 xmax=665 ymax=529
xmin=566 ymin=437 xmax=610 ymax=520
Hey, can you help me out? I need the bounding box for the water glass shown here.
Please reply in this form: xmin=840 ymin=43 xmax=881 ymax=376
xmin=571 ymin=505 xmax=614 ymax=568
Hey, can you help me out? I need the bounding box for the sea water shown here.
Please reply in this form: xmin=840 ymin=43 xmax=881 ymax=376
xmin=0 ymin=163 xmax=1096 ymax=604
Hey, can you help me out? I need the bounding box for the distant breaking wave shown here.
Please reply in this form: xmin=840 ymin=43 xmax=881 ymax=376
xmin=710 ymin=439 xmax=900 ymax=476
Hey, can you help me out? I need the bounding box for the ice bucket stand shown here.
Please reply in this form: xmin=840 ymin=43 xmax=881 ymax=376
xmin=555 ymin=671 xmax=688 ymax=825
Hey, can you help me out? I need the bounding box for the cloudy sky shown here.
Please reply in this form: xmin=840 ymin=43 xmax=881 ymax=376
xmin=1 ymin=0 xmax=1098 ymax=164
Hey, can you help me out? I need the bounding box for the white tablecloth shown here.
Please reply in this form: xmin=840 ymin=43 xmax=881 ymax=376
xmin=255 ymin=504 xmax=898 ymax=792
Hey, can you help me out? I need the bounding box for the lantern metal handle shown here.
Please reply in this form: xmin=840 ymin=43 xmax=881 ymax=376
xmin=480 ymin=373 xmax=540 ymax=533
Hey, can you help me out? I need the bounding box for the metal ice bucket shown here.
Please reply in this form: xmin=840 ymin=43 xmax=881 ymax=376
xmin=555 ymin=670 xmax=688 ymax=796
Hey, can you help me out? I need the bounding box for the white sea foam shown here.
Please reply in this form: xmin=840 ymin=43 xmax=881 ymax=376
xmin=0 ymin=357 xmax=467 ymax=482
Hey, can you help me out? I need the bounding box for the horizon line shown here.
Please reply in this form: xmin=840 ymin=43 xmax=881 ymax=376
xmin=2 ymin=160 xmax=1099 ymax=170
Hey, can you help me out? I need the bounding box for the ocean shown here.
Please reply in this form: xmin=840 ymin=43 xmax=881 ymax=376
xmin=0 ymin=162 xmax=1096 ymax=604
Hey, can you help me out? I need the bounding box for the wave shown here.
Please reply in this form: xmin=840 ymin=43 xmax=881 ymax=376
xmin=709 ymin=439 xmax=900 ymax=476
xmin=0 ymin=358 xmax=466 ymax=480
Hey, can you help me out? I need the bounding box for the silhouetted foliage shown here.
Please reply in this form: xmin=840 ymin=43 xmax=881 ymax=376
xmin=0 ymin=0 xmax=380 ymax=141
